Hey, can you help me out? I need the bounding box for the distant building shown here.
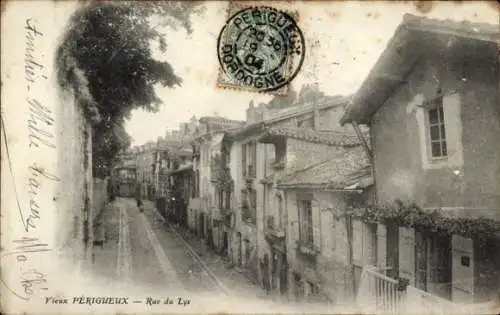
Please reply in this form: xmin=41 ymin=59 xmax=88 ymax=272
xmin=188 ymin=116 xmax=245 ymax=254
xmin=111 ymin=160 xmax=137 ymax=198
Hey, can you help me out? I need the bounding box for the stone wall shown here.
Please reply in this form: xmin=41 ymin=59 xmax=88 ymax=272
xmin=92 ymin=177 xmax=108 ymax=222
xmin=55 ymin=87 xmax=94 ymax=267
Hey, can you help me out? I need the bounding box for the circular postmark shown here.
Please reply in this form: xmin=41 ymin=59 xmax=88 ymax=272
xmin=217 ymin=6 xmax=305 ymax=92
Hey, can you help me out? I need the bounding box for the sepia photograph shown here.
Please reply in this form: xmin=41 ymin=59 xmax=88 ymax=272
xmin=1 ymin=0 xmax=499 ymax=314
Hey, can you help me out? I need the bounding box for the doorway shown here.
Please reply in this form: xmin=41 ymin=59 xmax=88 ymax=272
xmin=279 ymin=252 xmax=288 ymax=295
xmin=236 ymin=232 xmax=242 ymax=267
xmin=223 ymin=231 xmax=228 ymax=255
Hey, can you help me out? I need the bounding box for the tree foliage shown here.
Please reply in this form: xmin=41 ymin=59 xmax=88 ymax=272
xmin=55 ymin=1 xmax=204 ymax=178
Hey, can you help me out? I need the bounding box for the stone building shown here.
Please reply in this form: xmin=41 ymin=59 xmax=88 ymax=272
xmin=188 ymin=116 xmax=244 ymax=252
xmin=258 ymin=128 xmax=372 ymax=304
xmin=340 ymin=14 xmax=500 ymax=310
xmin=224 ymin=95 xmax=352 ymax=285
xmin=134 ymin=141 xmax=156 ymax=200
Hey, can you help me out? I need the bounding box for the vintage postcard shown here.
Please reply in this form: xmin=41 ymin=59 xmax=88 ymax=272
xmin=1 ymin=0 xmax=499 ymax=314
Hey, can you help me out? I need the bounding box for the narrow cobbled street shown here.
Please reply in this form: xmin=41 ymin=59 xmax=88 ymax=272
xmin=91 ymin=197 xmax=264 ymax=298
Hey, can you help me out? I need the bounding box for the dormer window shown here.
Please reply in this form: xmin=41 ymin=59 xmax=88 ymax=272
xmin=428 ymin=97 xmax=447 ymax=158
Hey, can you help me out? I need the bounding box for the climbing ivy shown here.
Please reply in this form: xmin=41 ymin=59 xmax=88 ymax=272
xmin=333 ymin=200 xmax=500 ymax=241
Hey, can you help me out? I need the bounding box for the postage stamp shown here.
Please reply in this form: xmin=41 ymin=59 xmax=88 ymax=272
xmin=217 ymin=6 xmax=305 ymax=93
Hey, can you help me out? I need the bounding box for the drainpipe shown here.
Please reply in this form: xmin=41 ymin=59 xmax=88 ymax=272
xmin=351 ymin=122 xmax=372 ymax=162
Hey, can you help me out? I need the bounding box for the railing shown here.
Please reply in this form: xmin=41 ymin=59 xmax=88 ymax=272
xmin=264 ymin=215 xmax=285 ymax=240
xmin=356 ymin=266 xmax=406 ymax=315
xmin=266 ymin=215 xmax=275 ymax=229
xmin=356 ymin=266 xmax=468 ymax=315
xmin=270 ymin=159 xmax=285 ymax=170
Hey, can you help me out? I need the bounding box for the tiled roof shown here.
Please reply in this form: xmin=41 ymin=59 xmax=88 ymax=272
xmin=340 ymin=14 xmax=499 ymax=125
xmin=227 ymin=96 xmax=351 ymax=140
xmin=277 ymin=146 xmax=372 ymax=189
xmin=261 ymin=127 xmax=362 ymax=147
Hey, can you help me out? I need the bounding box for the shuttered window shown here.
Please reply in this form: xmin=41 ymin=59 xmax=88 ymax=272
xmin=298 ymin=199 xmax=313 ymax=245
xmin=399 ymin=227 xmax=416 ymax=285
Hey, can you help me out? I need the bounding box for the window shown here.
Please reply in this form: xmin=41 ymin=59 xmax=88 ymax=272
xmin=224 ymin=190 xmax=231 ymax=209
xmin=428 ymin=98 xmax=447 ymax=158
xmin=249 ymin=188 xmax=257 ymax=223
xmin=242 ymin=141 xmax=257 ymax=178
xmin=241 ymin=188 xmax=256 ymax=224
xmin=241 ymin=189 xmax=249 ymax=209
xmin=298 ymin=199 xmax=313 ymax=244
xmin=242 ymin=144 xmax=247 ymax=177
xmin=297 ymin=116 xmax=314 ymax=129
xmin=217 ymin=189 xmax=224 ymax=209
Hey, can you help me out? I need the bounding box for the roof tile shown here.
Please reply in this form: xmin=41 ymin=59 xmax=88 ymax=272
xmin=278 ymin=146 xmax=372 ymax=189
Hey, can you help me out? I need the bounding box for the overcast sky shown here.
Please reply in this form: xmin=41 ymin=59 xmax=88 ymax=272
xmin=125 ymin=1 xmax=498 ymax=146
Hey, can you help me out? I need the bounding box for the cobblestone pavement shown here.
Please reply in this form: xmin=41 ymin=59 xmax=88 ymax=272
xmin=91 ymin=197 xmax=267 ymax=299
xmin=88 ymin=198 xmax=353 ymax=313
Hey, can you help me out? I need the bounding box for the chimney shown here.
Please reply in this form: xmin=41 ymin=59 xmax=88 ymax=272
xmin=246 ymin=100 xmax=256 ymax=123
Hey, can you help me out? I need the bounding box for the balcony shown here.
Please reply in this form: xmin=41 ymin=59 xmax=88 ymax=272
xmin=296 ymin=239 xmax=320 ymax=257
xmin=264 ymin=215 xmax=285 ymax=241
xmin=241 ymin=206 xmax=256 ymax=225
xmin=270 ymin=159 xmax=285 ymax=170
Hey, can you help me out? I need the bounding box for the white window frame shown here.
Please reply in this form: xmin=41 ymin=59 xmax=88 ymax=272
xmin=415 ymin=92 xmax=463 ymax=170
xmin=425 ymin=96 xmax=448 ymax=160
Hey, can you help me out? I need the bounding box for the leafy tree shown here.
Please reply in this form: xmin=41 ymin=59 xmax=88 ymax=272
xmin=55 ymin=1 xmax=204 ymax=178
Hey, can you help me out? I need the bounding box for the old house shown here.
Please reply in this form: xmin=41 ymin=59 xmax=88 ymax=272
xmin=340 ymin=14 xmax=500 ymax=310
xmin=259 ymin=128 xmax=372 ymax=304
xmin=153 ymin=137 xmax=170 ymax=217
xmin=164 ymin=144 xmax=193 ymax=225
xmin=188 ymin=116 xmax=244 ymax=251
xmin=225 ymin=95 xmax=352 ymax=285
xmin=134 ymin=141 xmax=156 ymax=200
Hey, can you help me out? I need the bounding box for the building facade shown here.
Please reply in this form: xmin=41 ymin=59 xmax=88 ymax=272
xmin=134 ymin=141 xmax=156 ymax=200
xmin=188 ymin=116 xmax=244 ymax=252
xmin=225 ymin=96 xmax=353 ymax=287
xmin=111 ymin=163 xmax=136 ymax=197
xmin=341 ymin=14 xmax=500 ymax=308
xmin=259 ymin=128 xmax=372 ymax=304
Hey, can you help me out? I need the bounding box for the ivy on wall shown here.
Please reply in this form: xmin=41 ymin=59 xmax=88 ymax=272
xmin=333 ymin=200 xmax=500 ymax=241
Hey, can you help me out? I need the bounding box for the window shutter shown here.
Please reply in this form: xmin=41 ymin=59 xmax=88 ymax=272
xmin=442 ymin=93 xmax=463 ymax=167
xmin=242 ymin=144 xmax=247 ymax=176
xmin=399 ymin=226 xmax=416 ymax=285
xmin=451 ymin=235 xmax=474 ymax=303
xmin=377 ymin=223 xmax=387 ymax=269
xmin=362 ymin=223 xmax=376 ymax=266
xmin=312 ymin=200 xmax=321 ymax=249
xmin=352 ymin=220 xmax=363 ymax=265
xmin=291 ymin=198 xmax=300 ymax=248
